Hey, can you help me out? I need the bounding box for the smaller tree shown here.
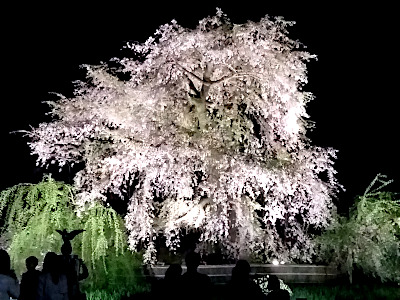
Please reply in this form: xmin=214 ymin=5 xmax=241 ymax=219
xmin=318 ymin=174 xmax=400 ymax=283
xmin=0 ymin=175 xmax=149 ymax=296
xmin=0 ymin=174 xmax=78 ymax=257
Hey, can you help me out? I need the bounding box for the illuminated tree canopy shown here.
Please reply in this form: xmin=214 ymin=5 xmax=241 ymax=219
xmin=25 ymin=9 xmax=341 ymax=263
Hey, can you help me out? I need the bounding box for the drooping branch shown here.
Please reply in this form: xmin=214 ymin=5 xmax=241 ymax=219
xmin=24 ymin=11 xmax=339 ymax=265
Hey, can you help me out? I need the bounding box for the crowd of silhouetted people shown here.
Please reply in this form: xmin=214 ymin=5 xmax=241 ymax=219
xmin=2 ymin=247 xmax=291 ymax=300
xmin=151 ymin=251 xmax=290 ymax=300
xmin=0 ymin=247 xmax=88 ymax=300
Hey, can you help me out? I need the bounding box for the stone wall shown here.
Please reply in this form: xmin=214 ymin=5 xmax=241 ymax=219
xmin=147 ymin=264 xmax=343 ymax=284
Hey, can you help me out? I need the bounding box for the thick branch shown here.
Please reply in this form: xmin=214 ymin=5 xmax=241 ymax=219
xmin=175 ymin=62 xmax=262 ymax=131
xmin=175 ymin=63 xmax=206 ymax=85
xmin=175 ymin=62 xmax=261 ymax=87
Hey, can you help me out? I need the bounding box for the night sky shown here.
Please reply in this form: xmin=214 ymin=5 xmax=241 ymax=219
xmin=2 ymin=2 xmax=398 ymax=213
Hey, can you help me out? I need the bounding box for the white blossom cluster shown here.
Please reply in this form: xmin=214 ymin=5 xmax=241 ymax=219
xmin=27 ymin=9 xmax=341 ymax=263
xmin=254 ymin=275 xmax=293 ymax=296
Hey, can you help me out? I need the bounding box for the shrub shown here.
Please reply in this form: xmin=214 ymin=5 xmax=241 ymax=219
xmin=318 ymin=174 xmax=400 ymax=283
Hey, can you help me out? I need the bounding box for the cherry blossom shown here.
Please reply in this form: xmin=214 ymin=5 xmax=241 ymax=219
xmin=26 ymin=9 xmax=342 ymax=263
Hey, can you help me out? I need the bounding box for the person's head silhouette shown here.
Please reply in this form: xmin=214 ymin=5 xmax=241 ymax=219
xmin=25 ymin=256 xmax=39 ymax=271
xmin=43 ymin=252 xmax=62 ymax=284
xmin=232 ymin=259 xmax=251 ymax=282
xmin=185 ymin=251 xmax=201 ymax=272
xmin=43 ymin=252 xmax=59 ymax=273
xmin=61 ymin=242 xmax=72 ymax=256
xmin=267 ymin=275 xmax=290 ymax=299
xmin=267 ymin=274 xmax=280 ymax=290
xmin=165 ymin=263 xmax=182 ymax=280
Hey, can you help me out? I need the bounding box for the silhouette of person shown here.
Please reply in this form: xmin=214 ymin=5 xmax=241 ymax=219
xmin=265 ymin=275 xmax=290 ymax=300
xmin=20 ymin=256 xmax=41 ymax=300
xmin=181 ymin=251 xmax=212 ymax=300
xmin=37 ymin=252 xmax=68 ymax=300
xmin=59 ymin=242 xmax=88 ymax=300
xmin=0 ymin=249 xmax=20 ymax=300
xmin=153 ymin=263 xmax=183 ymax=299
xmin=225 ymin=259 xmax=266 ymax=300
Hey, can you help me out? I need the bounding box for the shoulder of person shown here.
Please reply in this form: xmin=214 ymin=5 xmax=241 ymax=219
xmin=39 ymin=272 xmax=51 ymax=280
xmin=0 ymin=273 xmax=16 ymax=282
xmin=0 ymin=273 xmax=10 ymax=280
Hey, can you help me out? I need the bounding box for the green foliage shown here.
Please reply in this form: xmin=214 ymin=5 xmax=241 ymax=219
xmin=80 ymin=234 xmax=149 ymax=296
xmin=290 ymin=283 xmax=400 ymax=300
xmin=81 ymin=203 xmax=125 ymax=271
xmin=82 ymin=250 xmax=150 ymax=296
xmin=318 ymin=174 xmax=400 ymax=283
xmin=0 ymin=175 xmax=75 ymax=247
xmin=0 ymin=175 xmax=149 ymax=297
xmin=0 ymin=175 xmax=79 ymax=276
xmin=86 ymin=290 xmax=125 ymax=300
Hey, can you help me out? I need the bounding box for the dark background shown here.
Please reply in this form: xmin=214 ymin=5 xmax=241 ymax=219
xmin=1 ymin=2 xmax=398 ymax=213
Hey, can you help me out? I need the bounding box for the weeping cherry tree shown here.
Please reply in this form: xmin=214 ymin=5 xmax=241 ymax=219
xmin=24 ymin=9 xmax=342 ymax=263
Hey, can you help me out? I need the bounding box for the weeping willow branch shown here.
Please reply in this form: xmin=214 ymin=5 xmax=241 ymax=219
xmin=0 ymin=175 xmax=148 ymax=294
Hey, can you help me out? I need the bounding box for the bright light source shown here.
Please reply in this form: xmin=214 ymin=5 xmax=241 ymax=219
xmin=280 ymin=261 xmax=285 ymax=265
xmin=272 ymin=259 xmax=279 ymax=265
